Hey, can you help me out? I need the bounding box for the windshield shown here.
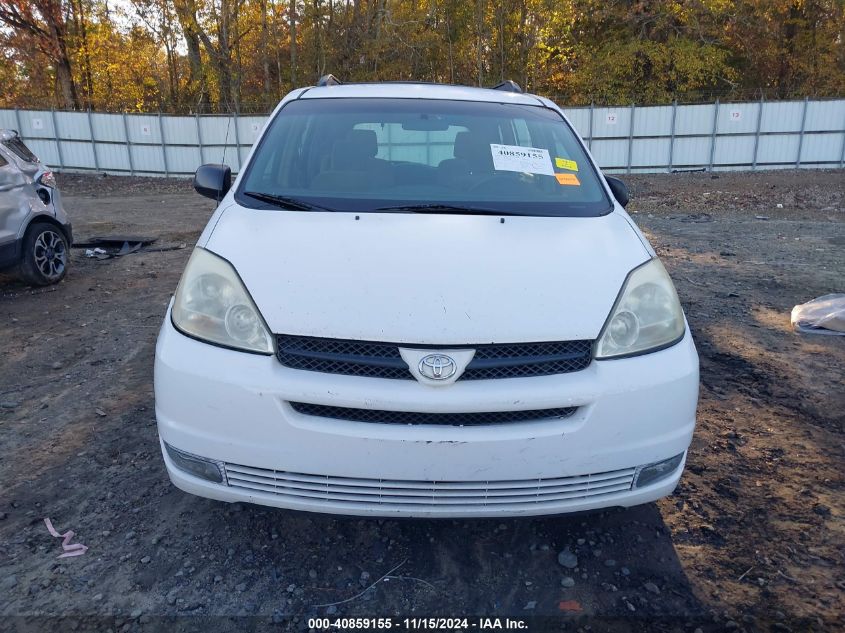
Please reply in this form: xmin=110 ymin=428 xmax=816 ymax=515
xmin=236 ymin=98 xmax=611 ymax=217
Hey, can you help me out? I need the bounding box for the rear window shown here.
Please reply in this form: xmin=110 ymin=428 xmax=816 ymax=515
xmin=2 ymin=136 xmax=39 ymax=164
xmin=237 ymin=98 xmax=610 ymax=217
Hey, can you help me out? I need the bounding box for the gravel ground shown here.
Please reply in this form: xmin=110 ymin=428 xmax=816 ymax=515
xmin=0 ymin=170 xmax=843 ymax=632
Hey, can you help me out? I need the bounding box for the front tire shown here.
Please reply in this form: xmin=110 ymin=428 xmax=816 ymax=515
xmin=18 ymin=222 xmax=69 ymax=286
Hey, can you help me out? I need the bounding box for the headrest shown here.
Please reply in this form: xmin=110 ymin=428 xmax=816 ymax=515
xmin=453 ymin=132 xmax=491 ymax=163
xmin=346 ymin=129 xmax=378 ymax=158
xmin=453 ymin=131 xmax=473 ymax=159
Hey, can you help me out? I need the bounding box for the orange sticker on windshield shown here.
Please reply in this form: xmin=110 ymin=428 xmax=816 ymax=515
xmin=555 ymin=173 xmax=580 ymax=186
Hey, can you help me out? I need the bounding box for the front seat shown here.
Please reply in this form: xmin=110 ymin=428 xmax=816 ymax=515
xmin=311 ymin=129 xmax=392 ymax=192
xmin=438 ymin=131 xmax=493 ymax=186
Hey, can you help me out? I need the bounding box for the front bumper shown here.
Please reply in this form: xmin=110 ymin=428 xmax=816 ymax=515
xmin=155 ymin=311 xmax=699 ymax=517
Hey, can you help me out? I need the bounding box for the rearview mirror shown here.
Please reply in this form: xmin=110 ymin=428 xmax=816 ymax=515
xmin=605 ymin=176 xmax=629 ymax=208
xmin=194 ymin=164 xmax=232 ymax=201
xmin=401 ymin=115 xmax=450 ymax=131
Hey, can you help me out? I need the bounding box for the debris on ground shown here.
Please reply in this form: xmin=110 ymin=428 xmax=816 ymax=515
xmin=43 ymin=518 xmax=88 ymax=558
xmin=79 ymin=235 xmax=185 ymax=259
xmin=791 ymin=294 xmax=845 ymax=335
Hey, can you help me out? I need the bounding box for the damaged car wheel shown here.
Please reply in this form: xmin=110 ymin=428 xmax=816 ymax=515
xmin=19 ymin=222 xmax=69 ymax=286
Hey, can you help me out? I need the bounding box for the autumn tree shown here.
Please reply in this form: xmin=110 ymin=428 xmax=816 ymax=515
xmin=0 ymin=0 xmax=80 ymax=108
xmin=0 ymin=0 xmax=842 ymax=112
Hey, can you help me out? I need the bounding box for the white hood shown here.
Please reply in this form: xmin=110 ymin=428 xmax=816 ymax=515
xmin=205 ymin=207 xmax=650 ymax=344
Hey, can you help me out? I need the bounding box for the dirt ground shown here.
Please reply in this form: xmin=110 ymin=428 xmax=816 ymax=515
xmin=1 ymin=170 xmax=843 ymax=632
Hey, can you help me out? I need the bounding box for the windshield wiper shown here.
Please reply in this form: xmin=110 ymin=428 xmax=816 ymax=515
xmin=374 ymin=203 xmax=520 ymax=216
xmin=243 ymin=191 xmax=335 ymax=212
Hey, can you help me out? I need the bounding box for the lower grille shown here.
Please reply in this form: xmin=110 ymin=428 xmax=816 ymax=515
xmin=275 ymin=334 xmax=593 ymax=381
xmin=223 ymin=464 xmax=636 ymax=509
xmin=289 ymin=401 xmax=577 ymax=426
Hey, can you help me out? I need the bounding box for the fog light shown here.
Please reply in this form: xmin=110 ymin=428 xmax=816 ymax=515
xmin=164 ymin=442 xmax=225 ymax=484
xmin=634 ymin=453 xmax=684 ymax=489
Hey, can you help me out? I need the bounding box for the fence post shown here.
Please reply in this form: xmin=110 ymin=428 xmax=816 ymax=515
xmin=50 ymin=108 xmax=64 ymax=170
xmin=158 ymin=112 xmax=169 ymax=177
xmin=626 ymin=103 xmax=635 ymax=175
xmin=588 ymin=102 xmax=594 ymax=150
xmin=708 ymin=98 xmax=719 ymax=172
xmin=86 ymin=108 xmax=100 ymax=172
xmin=796 ymin=96 xmax=808 ymax=168
xmin=752 ymin=94 xmax=764 ymax=170
xmin=668 ymin=99 xmax=677 ymax=173
xmin=122 ymin=112 xmax=135 ymax=176
xmin=195 ymin=114 xmax=204 ymax=166
xmin=840 ymin=106 xmax=845 ymax=168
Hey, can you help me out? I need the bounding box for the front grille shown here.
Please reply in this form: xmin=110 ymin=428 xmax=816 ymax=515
xmin=276 ymin=335 xmax=410 ymax=379
xmin=466 ymin=340 xmax=593 ymax=380
xmin=289 ymin=402 xmax=577 ymax=426
xmin=222 ymin=464 xmax=636 ymax=511
xmin=276 ymin=334 xmax=593 ymax=380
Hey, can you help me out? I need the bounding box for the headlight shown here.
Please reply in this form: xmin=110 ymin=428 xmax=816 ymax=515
xmin=595 ymin=258 xmax=685 ymax=359
xmin=171 ymin=247 xmax=273 ymax=354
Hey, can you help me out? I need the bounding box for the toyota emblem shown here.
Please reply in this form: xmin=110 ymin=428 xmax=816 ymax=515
xmin=418 ymin=354 xmax=457 ymax=380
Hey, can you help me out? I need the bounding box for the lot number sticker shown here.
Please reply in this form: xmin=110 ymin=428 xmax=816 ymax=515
xmin=490 ymin=144 xmax=554 ymax=176
xmin=729 ymin=110 xmax=742 ymax=122
xmin=31 ymin=118 xmax=44 ymax=130
xmin=605 ymin=113 xmax=618 ymax=125
xmin=141 ymin=124 xmax=151 ymax=136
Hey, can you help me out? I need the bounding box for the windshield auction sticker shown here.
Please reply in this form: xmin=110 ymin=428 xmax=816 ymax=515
xmin=555 ymin=157 xmax=578 ymax=171
xmin=490 ymin=144 xmax=555 ymax=176
xmin=555 ymin=173 xmax=581 ymax=186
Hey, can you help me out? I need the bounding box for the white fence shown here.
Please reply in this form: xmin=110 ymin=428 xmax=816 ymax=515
xmin=2 ymin=98 xmax=844 ymax=177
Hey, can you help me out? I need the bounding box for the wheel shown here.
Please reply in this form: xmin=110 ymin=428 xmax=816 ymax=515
xmin=18 ymin=222 xmax=69 ymax=286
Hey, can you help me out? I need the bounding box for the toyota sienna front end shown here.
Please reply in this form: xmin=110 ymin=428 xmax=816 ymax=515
xmin=154 ymin=80 xmax=699 ymax=518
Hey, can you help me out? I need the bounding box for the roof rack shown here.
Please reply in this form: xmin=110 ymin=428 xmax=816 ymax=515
xmin=492 ymin=80 xmax=522 ymax=94
xmin=316 ymin=74 xmax=342 ymax=87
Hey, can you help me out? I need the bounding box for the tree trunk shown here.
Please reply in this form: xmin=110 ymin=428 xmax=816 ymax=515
xmin=261 ymin=0 xmax=271 ymax=99
xmin=497 ymin=0 xmax=504 ymax=82
xmin=476 ymin=0 xmax=484 ymax=86
xmin=518 ymin=0 xmax=528 ymax=89
xmin=55 ymin=56 xmax=78 ymax=110
xmin=290 ymin=0 xmax=298 ymax=86
xmin=51 ymin=20 xmax=80 ymax=109
xmin=173 ymin=0 xmax=209 ymax=110
xmin=74 ymin=0 xmax=94 ymax=107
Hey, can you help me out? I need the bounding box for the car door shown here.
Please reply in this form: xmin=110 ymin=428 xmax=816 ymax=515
xmin=0 ymin=149 xmax=30 ymax=250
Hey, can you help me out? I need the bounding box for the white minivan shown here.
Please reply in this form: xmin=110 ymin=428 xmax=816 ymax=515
xmin=154 ymin=78 xmax=699 ymax=518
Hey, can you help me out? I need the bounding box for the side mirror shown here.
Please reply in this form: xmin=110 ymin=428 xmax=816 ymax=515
xmin=194 ymin=164 xmax=231 ymax=201
xmin=605 ymin=176 xmax=629 ymax=208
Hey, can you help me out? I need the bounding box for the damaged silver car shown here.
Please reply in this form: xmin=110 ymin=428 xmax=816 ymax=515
xmin=0 ymin=129 xmax=72 ymax=285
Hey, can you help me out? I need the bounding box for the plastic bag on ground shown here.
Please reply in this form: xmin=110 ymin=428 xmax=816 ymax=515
xmin=791 ymin=294 xmax=845 ymax=335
